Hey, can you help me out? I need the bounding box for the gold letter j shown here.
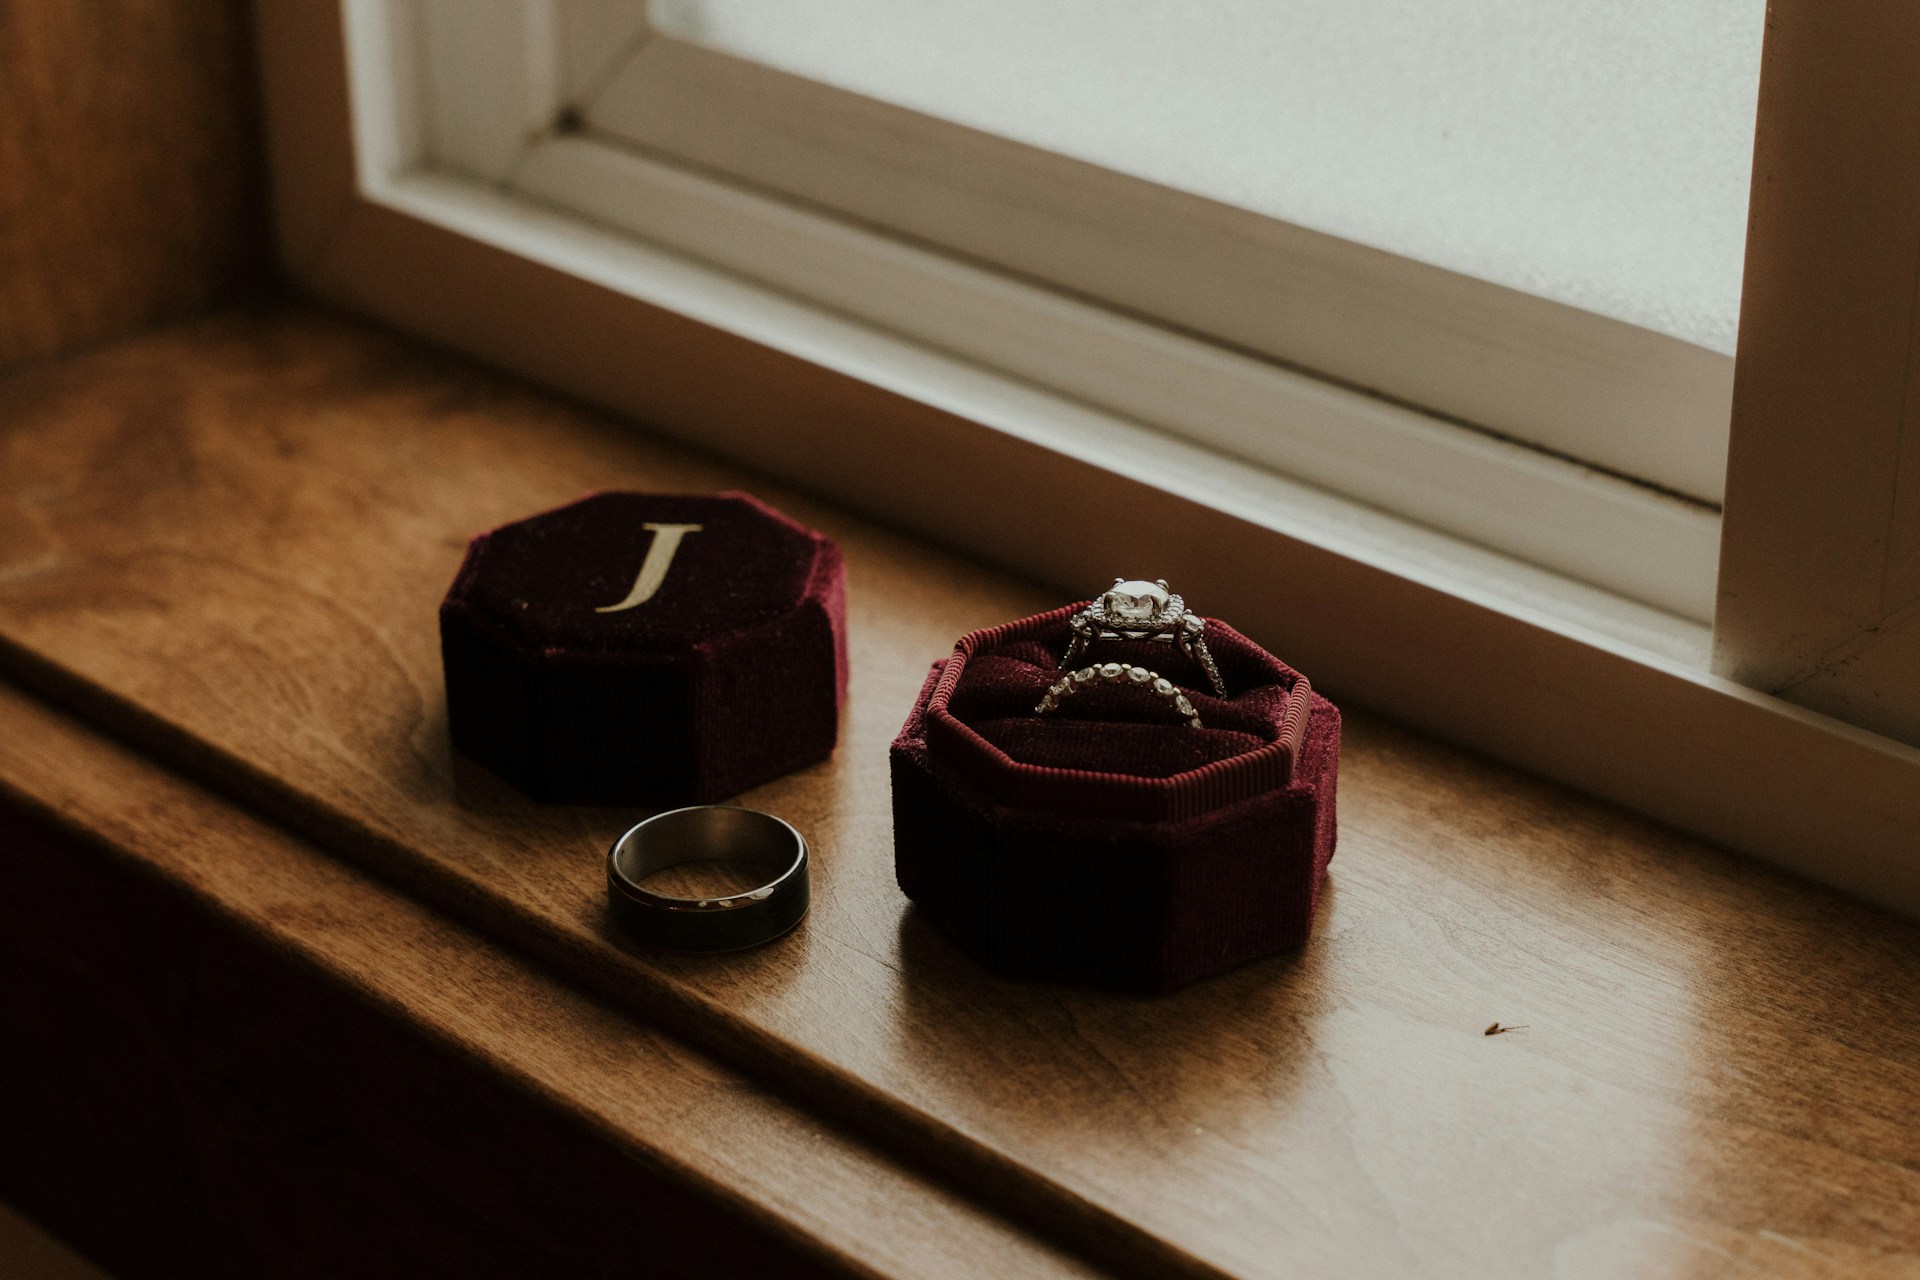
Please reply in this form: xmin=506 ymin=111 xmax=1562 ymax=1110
xmin=594 ymin=523 xmax=704 ymax=613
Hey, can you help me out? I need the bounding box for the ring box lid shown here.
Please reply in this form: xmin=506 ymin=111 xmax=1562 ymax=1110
xmin=448 ymin=489 xmax=832 ymax=658
xmin=439 ymin=489 xmax=846 ymax=806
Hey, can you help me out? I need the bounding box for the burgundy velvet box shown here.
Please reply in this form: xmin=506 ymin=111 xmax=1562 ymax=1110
xmin=440 ymin=491 xmax=846 ymax=806
xmin=891 ymin=605 xmax=1339 ymax=993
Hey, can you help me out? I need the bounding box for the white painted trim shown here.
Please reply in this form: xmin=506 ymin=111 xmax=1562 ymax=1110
xmin=1714 ymin=2 xmax=1920 ymax=749
xmin=400 ymin=1 xmax=1721 ymax=620
xmin=412 ymin=0 xmax=558 ymax=182
xmin=341 ymin=0 xmax=426 ymax=185
xmin=508 ymin=136 xmax=1721 ymax=621
xmin=583 ymin=32 xmax=1736 ymax=505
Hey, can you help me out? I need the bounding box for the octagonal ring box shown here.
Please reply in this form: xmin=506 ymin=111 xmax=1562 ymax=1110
xmin=439 ymin=491 xmax=847 ymax=806
xmin=890 ymin=604 xmax=1340 ymax=994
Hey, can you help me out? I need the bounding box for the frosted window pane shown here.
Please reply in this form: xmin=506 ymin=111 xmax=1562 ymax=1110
xmin=652 ymin=0 xmax=1764 ymax=354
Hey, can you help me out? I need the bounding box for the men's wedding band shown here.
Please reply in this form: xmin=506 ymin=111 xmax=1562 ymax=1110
xmin=606 ymin=806 xmax=809 ymax=952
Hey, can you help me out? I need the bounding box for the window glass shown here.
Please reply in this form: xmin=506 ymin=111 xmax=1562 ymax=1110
xmin=654 ymin=0 xmax=1765 ymax=353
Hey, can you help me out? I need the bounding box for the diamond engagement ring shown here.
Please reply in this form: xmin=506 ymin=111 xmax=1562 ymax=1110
xmin=1059 ymin=578 xmax=1228 ymax=698
xmin=1035 ymin=662 xmax=1203 ymax=728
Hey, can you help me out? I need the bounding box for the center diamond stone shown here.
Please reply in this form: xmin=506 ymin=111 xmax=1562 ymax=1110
xmin=1104 ymin=579 xmax=1170 ymax=622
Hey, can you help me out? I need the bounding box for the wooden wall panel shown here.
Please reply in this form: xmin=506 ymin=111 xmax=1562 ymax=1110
xmin=0 ymin=1 xmax=270 ymax=368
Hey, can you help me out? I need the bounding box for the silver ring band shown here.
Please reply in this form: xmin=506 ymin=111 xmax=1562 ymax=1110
xmin=606 ymin=806 xmax=809 ymax=951
xmin=1034 ymin=662 xmax=1203 ymax=728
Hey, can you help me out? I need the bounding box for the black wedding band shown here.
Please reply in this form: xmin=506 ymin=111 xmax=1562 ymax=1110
xmin=606 ymin=806 xmax=810 ymax=952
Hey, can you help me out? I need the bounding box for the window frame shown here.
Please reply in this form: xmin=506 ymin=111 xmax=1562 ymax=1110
xmin=404 ymin=0 xmax=1730 ymax=621
xmin=563 ymin=14 xmax=1742 ymax=505
xmin=256 ymin=0 xmax=1920 ymax=919
xmin=1712 ymin=3 xmax=1920 ymax=750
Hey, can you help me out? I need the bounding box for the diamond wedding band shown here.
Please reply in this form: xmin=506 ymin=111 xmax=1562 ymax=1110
xmin=1035 ymin=662 xmax=1203 ymax=728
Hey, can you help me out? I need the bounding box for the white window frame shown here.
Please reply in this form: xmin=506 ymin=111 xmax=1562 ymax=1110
xmin=255 ymin=0 xmax=1920 ymax=918
xmin=1713 ymin=5 xmax=1920 ymax=751
xmin=562 ymin=14 xmax=1740 ymax=506
xmin=401 ymin=0 xmax=1728 ymax=622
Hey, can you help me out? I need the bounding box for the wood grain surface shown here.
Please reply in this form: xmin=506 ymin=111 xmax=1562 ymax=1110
xmin=0 ymin=0 xmax=268 ymax=369
xmin=0 ymin=672 xmax=1094 ymax=1279
xmin=1 ymin=305 xmax=1917 ymax=1279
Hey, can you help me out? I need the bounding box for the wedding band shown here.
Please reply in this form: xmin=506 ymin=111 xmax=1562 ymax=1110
xmin=606 ymin=806 xmax=809 ymax=951
xmin=1060 ymin=578 xmax=1229 ymax=698
xmin=1035 ymin=662 xmax=1202 ymax=728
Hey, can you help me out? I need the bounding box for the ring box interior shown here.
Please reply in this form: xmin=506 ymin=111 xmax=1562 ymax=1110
xmin=440 ymin=490 xmax=847 ymax=806
xmin=891 ymin=605 xmax=1340 ymax=993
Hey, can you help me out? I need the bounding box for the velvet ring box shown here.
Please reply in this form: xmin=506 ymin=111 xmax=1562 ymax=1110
xmin=891 ymin=604 xmax=1340 ymax=993
xmin=439 ymin=491 xmax=847 ymax=806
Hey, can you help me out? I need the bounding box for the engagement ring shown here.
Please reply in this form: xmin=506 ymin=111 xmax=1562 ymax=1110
xmin=1059 ymin=578 xmax=1227 ymax=698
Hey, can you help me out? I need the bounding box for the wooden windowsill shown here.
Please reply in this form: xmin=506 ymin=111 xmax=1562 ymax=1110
xmin=1 ymin=303 xmax=1916 ymax=1278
